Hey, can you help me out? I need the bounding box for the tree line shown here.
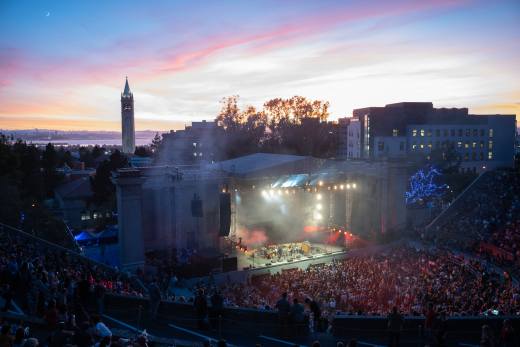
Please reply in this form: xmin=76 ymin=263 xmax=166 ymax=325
xmin=214 ymin=95 xmax=338 ymax=159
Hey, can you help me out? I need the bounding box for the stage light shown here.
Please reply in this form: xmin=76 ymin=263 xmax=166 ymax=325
xmin=346 ymin=184 xmax=351 ymax=189
xmin=340 ymin=184 xmax=344 ymax=190
xmin=316 ymin=194 xmax=322 ymax=200
xmin=352 ymin=183 xmax=357 ymax=189
xmin=318 ymin=180 xmax=324 ymax=186
xmin=316 ymin=203 xmax=322 ymax=210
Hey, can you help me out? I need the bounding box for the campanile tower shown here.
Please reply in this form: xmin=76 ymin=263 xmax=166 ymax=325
xmin=121 ymin=77 xmax=135 ymax=154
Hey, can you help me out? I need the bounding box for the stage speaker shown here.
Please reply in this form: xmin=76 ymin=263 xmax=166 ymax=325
xmin=191 ymin=194 xmax=203 ymax=218
xmin=219 ymin=192 xmax=231 ymax=236
xmin=222 ymin=256 xmax=237 ymax=272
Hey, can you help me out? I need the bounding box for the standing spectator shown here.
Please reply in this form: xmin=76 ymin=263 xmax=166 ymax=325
xmin=210 ymin=290 xmax=224 ymax=330
xmin=290 ymin=298 xmax=305 ymax=335
xmin=12 ymin=328 xmax=25 ymax=347
xmin=275 ymin=293 xmax=291 ymax=337
xmin=387 ymin=306 xmax=403 ymax=347
xmin=499 ymin=320 xmax=516 ymax=347
xmin=481 ymin=325 xmax=496 ymax=347
xmin=0 ymin=325 xmax=13 ymax=347
xmin=424 ymin=302 xmax=436 ymax=342
xmin=305 ymin=298 xmax=322 ymax=332
xmin=148 ymin=279 xmax=161 ymax=320
xmin=194 ymin=289 xmax=208 ymax=330
xmin=94 ymin=281 xmax=106 ymax=315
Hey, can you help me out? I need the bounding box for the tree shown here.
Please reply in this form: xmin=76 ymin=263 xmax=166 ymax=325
xmin=216 ymin=95 xmax=244 ymax=130
xmin=150 ymin=132 xmax=162 ymax=153
xmin=134 ymin=146 xmax=151 ymax=157
xmin=90 ymin=150 xmax=128 ymax=205
xmin=42 ymin=143 xmax=63 ymax=198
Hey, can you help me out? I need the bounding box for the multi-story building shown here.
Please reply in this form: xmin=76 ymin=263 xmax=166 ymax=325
xmin=347 ymin=102 xmax=516 ymax=172
xmin=160 ymin=120 xmax=224 ymax=164
xmin=337 ymin=117 xmax=361 ymax=160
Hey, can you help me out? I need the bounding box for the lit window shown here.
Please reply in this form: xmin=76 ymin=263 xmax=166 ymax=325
xmin=457 ymin=141 xmax=462 ymax=148
xmin=420 ymin=144 xmax=424 ymax=149
xmin=412 ymin=129 xmax=417 ymax=137
xmin=193 ymin=152 xmax=197 ymax=156
xmin=489 ymin=129 xmax=494 ymax=137
xmin=428 ymin=143 xmax=432 ymax=148
xmin=472 ymin=142 xmax=476 ymax=148
xmin=412 ymin=143 xmax=417 ymax=150
xmin=392 ymin=129 xmax=399 ymax=137
xmin=464 ymin=142 xmax=469 ymax=149
xmin=488 ymin=140 xmax=493 ymax=149
xmin=480 ymin=141 xmax=484 ymax=148
xmin=199 ymin=152 xmax=203 ymax=156
xmin=488 ymin=151 xmax=493 ymax=160
xmin=420 ymin=129 xmax=425 ymax=137
xmin=193 ymin=142 xmax=197 ymax=147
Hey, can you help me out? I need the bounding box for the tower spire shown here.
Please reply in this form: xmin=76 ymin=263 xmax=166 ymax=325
xmin=123 ymin=76 xmax=131 ymax=96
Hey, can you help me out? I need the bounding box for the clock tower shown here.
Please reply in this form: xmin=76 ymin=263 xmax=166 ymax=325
xmin=121 ymin=77 xmax=135 ymax=154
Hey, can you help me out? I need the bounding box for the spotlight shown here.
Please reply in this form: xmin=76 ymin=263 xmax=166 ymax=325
xmin=317 ymin=194 xmax=322 ymax=200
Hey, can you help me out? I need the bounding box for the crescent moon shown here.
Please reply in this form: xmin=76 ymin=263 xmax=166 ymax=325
xmin=45 ymin=11 xmax=51 ymax=17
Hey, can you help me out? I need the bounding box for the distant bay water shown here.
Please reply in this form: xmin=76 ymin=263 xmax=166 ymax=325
xmin=29 ymin=137 xmax=153 ymax=147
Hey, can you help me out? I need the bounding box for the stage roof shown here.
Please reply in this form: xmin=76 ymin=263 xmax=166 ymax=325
xmin=207 ymin=153 xmax=312 ymax=176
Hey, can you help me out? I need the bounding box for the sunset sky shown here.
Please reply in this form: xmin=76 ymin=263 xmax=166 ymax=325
xmin=0 ymin=0 xmax=519 ymax=131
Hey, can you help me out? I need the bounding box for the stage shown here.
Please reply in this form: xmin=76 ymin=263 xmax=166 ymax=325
xmin=234 ymin=242 xmax=345 ymax=270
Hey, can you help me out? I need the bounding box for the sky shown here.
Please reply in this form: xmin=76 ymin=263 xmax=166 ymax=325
xmin=0 ymin=0 xmax=519 ymax=131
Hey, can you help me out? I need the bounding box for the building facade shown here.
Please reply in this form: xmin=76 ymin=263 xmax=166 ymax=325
xmin=160 ymin=120 xmax=224 ymax=164
xmin=121 ymin=77 xmax=136 ymax=154
xmin=349 ymin=102 xmax=516 ymax=172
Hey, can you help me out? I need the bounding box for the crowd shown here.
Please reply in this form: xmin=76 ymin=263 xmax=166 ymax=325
xmin=432 ymin=170 xmax=520 ymax=267
xmin=203 ymin=246 xmax=519 ymax=319
xmin=0 ymin=228 xmax=144 ymax=319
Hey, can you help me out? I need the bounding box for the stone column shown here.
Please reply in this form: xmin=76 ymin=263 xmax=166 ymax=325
xmin=112 ymin=169 xmax=145 ymax=272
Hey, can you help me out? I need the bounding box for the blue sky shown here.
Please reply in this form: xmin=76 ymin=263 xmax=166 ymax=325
xmin=0 ymin=0 xmax=518 ymax=130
